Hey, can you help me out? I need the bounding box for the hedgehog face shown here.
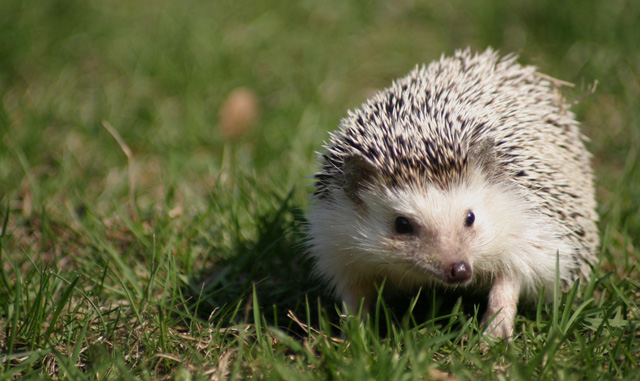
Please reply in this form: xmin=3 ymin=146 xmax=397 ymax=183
xmin=336 ymin=156 xmax=528 ymax=289
xmin=351 ymin=181 xmax=484 ymax=286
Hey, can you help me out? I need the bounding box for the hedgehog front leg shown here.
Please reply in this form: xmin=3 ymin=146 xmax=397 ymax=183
xmin=481 ymin=273 xmax=520 ymax=338
xmin=339 ymin=278 xmax=375 ymax=317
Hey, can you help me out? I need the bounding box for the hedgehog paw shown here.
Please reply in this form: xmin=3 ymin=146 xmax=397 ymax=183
xmin=481 ymin=274 xmax=520 ymax=339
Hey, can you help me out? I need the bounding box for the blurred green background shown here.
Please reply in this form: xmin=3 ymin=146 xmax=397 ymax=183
xmin=1 ymin=0 xmax=638 ymax=211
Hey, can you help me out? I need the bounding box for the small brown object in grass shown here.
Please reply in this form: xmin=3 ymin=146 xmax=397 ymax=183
xmin=218 ymin=87 xmax=259 ymax=139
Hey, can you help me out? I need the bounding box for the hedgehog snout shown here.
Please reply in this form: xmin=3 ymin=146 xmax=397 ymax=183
xmin=444 ymin=261 xmax=472 ymax=284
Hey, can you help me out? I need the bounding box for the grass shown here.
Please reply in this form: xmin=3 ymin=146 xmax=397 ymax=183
xmin=1 ymin=0 xmax=639 ymax=378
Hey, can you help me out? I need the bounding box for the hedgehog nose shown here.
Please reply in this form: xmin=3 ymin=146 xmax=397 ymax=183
xmin=447 ymin=261 xmax=472 ymax=283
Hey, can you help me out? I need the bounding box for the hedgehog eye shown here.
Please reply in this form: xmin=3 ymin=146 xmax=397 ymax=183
xmin=394 ymin=216 xmax=414 ymax=234
xmin=464 ymin=211 xmax=475 ymax=227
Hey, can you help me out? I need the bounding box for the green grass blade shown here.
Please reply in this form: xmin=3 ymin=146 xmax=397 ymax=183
xmin=43 ymin=275 xmax=80 ymax=339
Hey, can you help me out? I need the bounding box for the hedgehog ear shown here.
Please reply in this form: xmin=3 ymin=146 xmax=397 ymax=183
xmin=470 ymin=138 xmax=499 ymax=177
xmin=342 ymin=156 xmax=379 ymax=204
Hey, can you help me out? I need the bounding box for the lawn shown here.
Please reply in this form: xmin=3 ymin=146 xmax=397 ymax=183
xmin=1 ymin=0 xmax=639 ymax=379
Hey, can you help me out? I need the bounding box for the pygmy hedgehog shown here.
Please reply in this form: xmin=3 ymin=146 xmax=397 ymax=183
xmin=307 ymin=48 xmax=599 ymax=338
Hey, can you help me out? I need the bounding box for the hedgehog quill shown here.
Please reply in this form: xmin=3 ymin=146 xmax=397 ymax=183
xmin=307 ymin=48 xmax=599 ymax=338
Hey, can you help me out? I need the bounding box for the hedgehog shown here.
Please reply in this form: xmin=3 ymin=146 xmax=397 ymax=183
xmin=307 ymin=48 xmax=599 ymax=338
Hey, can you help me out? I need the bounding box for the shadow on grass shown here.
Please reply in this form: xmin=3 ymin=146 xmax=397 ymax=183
xmin=182 ymin=188 xmax=332 ymax=336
